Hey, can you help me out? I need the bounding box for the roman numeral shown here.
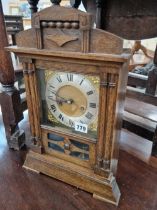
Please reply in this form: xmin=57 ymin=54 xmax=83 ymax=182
xmin=58 ymin=114 xmax=64 ymax=121
xmin=67 ymin=74 xmax=73 ymax=81
xmin=56 ymin=76 xmax=62 ymax=83
xmin=89 ymin=103 xmax=96 ymax=108
xmin=69 ymin=119 xmax=74 ymax=127
xmin=49 ymin=90 xmax=56 ymax=95
xmin=87 ymin=90 xmax=94 ymax=95
xmin=49 ymin=84 xmax=55 ymax=89
xmin=85 ymin=112 xmax=93 ymax=120
xmin=80 ymin=120 xmax=84 ymax=124
xmin=48 ymin=96 xmax=53 ymax=100
xmin=79 ymin=78 xmax=85 ymax=85
xmin=51 ymin=104 xmax=56 ymax=112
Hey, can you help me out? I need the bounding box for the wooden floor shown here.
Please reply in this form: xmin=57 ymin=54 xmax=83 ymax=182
xmin=1 ymin=111 xmax=157 ymax=210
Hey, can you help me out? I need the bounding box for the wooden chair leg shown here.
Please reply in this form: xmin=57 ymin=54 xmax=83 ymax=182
xmin=151 ymin=126 xmax=157 ymax=156
xmin=0 ymin=0 xmax=25 ymax=150
xmin=145 ymin=44 xmax=157 ymax=96
xmin=0 ymin=85 xmax=25 ymax=150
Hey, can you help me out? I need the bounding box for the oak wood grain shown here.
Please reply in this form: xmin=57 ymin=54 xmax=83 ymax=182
xmin=7 ymin=5 xmax=130 ymax=205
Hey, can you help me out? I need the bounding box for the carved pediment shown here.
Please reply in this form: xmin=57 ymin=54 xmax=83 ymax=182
xmin=46 ymin=31 xmax=78 ymax=47
xmin=16 ymin=5 xmax=123 ymax=54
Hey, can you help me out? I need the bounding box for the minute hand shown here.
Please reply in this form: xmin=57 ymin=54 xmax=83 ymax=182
xmin=55 ymin=93 xmax=75 ymax=104
xmin=50 ymin=91 xmax=67 ymax=101
xmin=57 ymin=96 xmax=74 ymax=105
xmin=50 ymin=91 xmax=74 ymax=104
xmin=49 ymin=98 xmax=67 ymax=103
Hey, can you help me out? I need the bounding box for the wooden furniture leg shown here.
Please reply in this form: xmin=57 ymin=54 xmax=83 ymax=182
xmin=145 ymin=44 xmax=157 ymax=96
xmin=152 ymin=126 xmax=157 ymax=156
xmin=0 ymin=0 xmax=25 ymax=150
xmin=131 ymin=41 xmax=152 ymax=58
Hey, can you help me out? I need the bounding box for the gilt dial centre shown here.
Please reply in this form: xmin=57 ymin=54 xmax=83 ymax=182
xmin=56 ymin=85 xmax=87 ymax=117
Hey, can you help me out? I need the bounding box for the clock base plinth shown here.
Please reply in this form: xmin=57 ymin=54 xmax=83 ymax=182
xmin=23 ymin=151 xmax=120 ymax=206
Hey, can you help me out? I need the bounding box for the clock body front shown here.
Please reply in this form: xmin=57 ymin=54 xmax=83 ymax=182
xmin=7 ymin=5 xmax=130 ymax=206
xmin=36 ymin=67 xmax=100 ymax=169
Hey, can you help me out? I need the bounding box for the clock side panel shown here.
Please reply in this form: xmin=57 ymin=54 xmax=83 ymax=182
xmin=110 ymin=61 xmax=129 ymax=175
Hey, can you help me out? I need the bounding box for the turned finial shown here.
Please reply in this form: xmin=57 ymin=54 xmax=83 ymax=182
xmin=70 ymin=0 xmax=81 ymax=8
xmin=96 ymin=0 xmax=103 ymax=8
xmin=27 ymin=0 xmax=39 ymax=14
xmin=50 ymin=0 xmax=61 ymax=5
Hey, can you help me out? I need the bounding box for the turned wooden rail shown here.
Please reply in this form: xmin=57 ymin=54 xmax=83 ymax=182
xmin=125 ymin=46 xmax=157 ymax=156
xmin=4 ymin=15 xmax=24 ymax=45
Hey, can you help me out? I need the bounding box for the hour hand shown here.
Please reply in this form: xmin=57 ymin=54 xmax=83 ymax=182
xmin=57 ymin=95 xmax=74 ymax=105
xmin=48 ymin=96 xmax=67 ymax=104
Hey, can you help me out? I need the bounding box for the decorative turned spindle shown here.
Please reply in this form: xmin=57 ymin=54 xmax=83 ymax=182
xmin=96 ymin=0 xmax=103 ymax=28
xmin=27 ymin=0 xmax=39 ymax=15
xmin=50 ymin=0 xmax=62 ymax=5
xmin=70 ymin=0 xmax=81 ymax=8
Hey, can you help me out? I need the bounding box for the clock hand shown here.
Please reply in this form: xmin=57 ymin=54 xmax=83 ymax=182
xmin=56 ymin=95 xmax=67 ymax=101
xmin=50 ymin=96 xmax=76 ymax=106
xmin=50 ymin=92 xmax=81 ymax=108
xmin=48 ymin=97 xmax=67 ymax=104
xmin=49 ymin=91 xmax=68 ymax=103
xmin=56 ymin=94 xmax=75 ymax=105
xmin=50 ymin=91 xmax=68 ymax=102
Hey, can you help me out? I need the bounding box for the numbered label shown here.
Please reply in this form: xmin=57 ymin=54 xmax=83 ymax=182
xmin=75 ymin=122 xmax=88 ymax=134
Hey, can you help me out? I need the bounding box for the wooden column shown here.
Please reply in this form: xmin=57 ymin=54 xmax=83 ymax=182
xmin=22 ymin=62 xmax=43 ymax=154
xmin=0 ymin=0 xmax=25 ymax=150
xmin=96 ymin=0 xmax=103 ymax=28
xmin=28 ymin=0 xmax=40 ymax=15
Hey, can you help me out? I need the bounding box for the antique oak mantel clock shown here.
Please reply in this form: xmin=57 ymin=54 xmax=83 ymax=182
xmin=7 ymin=3 xmax=130 ymax=206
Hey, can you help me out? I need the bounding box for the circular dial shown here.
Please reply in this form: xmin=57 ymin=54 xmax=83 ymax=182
xmin=45 ymin=72 xmax=99 ymax=128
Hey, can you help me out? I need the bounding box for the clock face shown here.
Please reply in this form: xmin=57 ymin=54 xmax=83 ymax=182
xmin=45 ymin=71 xmax=99 ymax=131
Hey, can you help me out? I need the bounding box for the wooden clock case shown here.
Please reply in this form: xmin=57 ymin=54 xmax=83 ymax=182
xmin=7 ymin=5 xmax=130 ymax=206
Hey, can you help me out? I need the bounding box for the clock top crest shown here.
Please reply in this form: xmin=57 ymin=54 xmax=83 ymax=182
xmin=7 ymin=4 xmax=130 ymax=206
xmin=11 ymin=2 xmax=127 ymax=56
